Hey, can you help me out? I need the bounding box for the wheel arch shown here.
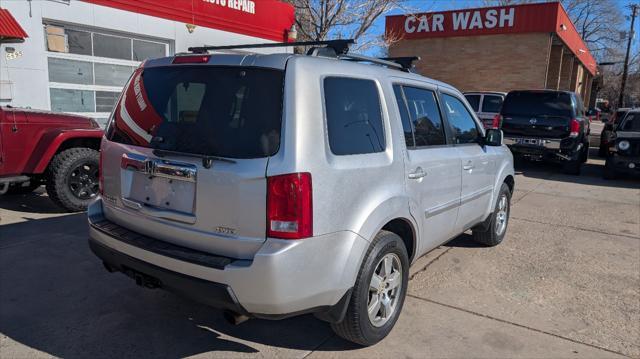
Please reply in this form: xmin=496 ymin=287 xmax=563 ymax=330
xmin=29 ymin=130 xmax=103 ymax=174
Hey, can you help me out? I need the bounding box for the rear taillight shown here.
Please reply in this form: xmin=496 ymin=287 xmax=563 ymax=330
xmin=491 ymin=114 xmax=502 ymax=129
xmin=569 ymin=119 xmax=580 ymax=138
xmin=98 ymin=150 xmax=104 ymax=195
xmin=267 ymin=173 xmax=312 ymax=240
xmin=172 ymin=55 xmax=210 ymax=64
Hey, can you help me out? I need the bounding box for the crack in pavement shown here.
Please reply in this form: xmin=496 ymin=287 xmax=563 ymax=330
xmin=511 ymin=216 xmax=640 ymax=240
xmin=409 ymin=247 xmax=453 ymax=281
xmin=407 ymin=294 xmax=632 ymax=358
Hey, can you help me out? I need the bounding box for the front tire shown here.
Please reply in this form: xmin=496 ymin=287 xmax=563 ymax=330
xmin=46 ymin=147 xmax=100 ymax=212
xmin=603 ymin=157 xmax=617 ymax=180
xmin=331 ymin=230 xmax=409 ymax=346
xmin=472 ymin=183 xmax=511 ymax=246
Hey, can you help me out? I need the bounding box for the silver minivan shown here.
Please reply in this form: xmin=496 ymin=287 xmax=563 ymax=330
xmin=89 ymin=41 xmax=514 ymax=346
xmin=464 ymin=91 xmax=506 ymax=129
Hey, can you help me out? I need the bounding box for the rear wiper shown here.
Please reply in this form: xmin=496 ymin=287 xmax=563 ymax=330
xmin=152 ymin=149 xmax=236 ymax=168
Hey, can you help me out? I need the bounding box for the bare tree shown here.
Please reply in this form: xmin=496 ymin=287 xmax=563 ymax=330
xmin=288 ymin=0 xmax=411 ymax=53
xmin=562 ymin=0 xmax=624 ymax=58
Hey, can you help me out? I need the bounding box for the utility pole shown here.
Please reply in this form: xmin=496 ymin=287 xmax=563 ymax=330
xmin=619 ymin=4 xmax=638 ymax=107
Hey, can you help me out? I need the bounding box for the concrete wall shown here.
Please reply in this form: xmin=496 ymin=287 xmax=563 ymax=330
xmin=389 ymin=33 xmax=550 ymax=92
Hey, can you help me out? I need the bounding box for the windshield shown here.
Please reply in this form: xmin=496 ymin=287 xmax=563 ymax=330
xmin=107 ymin=66 xmax=284 ymax=159
xmin=502 ymin=91 xmax=573 ymax=117
xmin=620 ymin=113 xmax=640 ymax=131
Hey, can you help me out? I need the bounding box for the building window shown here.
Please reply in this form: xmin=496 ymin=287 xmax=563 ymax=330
xmin=44 ymin=23 xmax=170 ymax=123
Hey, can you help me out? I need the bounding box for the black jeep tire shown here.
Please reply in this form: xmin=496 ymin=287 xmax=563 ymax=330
xmin=46 ymin=147 xmax=100 ymax=212
xmin=562 ymin=159 xmax=582 ymax=175
xmin=472 ymin=183 xmax=511 ymax=246
xmin=598 ymin=143 xmax=609 ymax=158
xmin=331 ymin=230 xmax=409 ymax=346
xmin=5 ymin=180 xmax=41 ymax=195
xmin=580 ymin=143 xmax=589 ymax=163
xmin=603 ymin=157 xmax=617 ymax=180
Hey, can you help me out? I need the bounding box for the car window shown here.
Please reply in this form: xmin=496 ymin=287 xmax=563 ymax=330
xmin=464 ymin=94 xmax=480 ymax=112
xmin=615 ymin=110 xmax=629 ymax=124
xmin=393 ymin=85 xmax=415 ymax=148
xmin=324 ymin=77 xmax=385 ymax=155
xmin=442 ymin=93 xmax=479 ymax=144
xmin=106 ymin=66 xmax=283 ymax=159
xmin=402 ymin=86 xmax=446 ymax=147
xmin=502 ymin=91 xmax=573 ymax=117
xmin=621 ymin=113 xmax=640 ymax=131
xmin=481 ymin=95 xmax=503 ymax=113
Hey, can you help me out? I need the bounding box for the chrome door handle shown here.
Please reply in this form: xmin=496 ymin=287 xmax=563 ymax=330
xmin=463 ymin=162 xmax=475 ymax=171
xmin=408 ymin=167 xmax=427 ymax=179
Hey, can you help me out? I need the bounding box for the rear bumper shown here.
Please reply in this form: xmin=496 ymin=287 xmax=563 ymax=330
xmin=87 ymin=199 xmax=367 ymax=320
xmin=504 ymin=136 xmax=581 ymax=161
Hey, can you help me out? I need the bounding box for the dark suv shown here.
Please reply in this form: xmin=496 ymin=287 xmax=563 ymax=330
xmin=499 ymin=90 xmax=590 ymax=175
xmin=604 ymin=109 xmax=640 ymax=179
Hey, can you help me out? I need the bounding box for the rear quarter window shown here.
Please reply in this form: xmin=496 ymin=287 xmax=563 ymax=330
xmin=481 ymin=95 xmax=503 ymax=113
xmin=324 ymin=77 xmax=385 ymax=155
xmin=464 ymin=94 xmax=480 ymax=112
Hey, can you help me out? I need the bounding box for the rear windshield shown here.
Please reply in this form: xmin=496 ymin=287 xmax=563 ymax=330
xmin=481 ymin=95 xmax=503 ymax=113
xmin=502 ymin=92 xmax=573 ymax=117
xmin=464 ymin=94 xmax=480 ymax=112
xmin=107 ymin=66 xmax=284 ymax=158
xmin=620 ymin=113 xmax=640 ymax=131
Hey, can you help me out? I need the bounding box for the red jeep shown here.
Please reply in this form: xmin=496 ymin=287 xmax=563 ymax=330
xmin=0 ymin=106 xmax=103 ymax=211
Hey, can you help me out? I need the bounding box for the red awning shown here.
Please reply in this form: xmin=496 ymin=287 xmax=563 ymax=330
xmin=0 ymin=8 xmax=28 ymax=43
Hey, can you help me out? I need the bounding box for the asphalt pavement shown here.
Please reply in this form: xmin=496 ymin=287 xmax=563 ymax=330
xmin=1 ymin=145 xmax=638 ymax=358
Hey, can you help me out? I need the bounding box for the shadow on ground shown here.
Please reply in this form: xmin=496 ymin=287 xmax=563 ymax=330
xmin=513 ymin=149 xmax=639 ymax=190
xmin=0 ymin=216 xmax=353 ymax=358
xmin=0 ymin=187 xmax=69 ymax=214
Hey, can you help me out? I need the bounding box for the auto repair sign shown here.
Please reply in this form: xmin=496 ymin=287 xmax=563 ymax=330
xmin=386 ymin=4 xmax=559 ymax=39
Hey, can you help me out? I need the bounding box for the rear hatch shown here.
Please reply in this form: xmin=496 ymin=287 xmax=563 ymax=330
xmin=501 ymin=91 xmax=573 ymax=138
xmin=101 ymin=63 xmax=284 ymax=259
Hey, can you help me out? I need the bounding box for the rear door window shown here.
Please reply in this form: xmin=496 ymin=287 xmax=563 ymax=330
xmin=464 ymin=94 xmax=480 ymax=112
xmin=107 ymin=66 xmax=284 ymax=159
xmin=324 ymin=77 xmax=385 ymax=155
xmin=401 ymin=86 xmax=446 ymax=147
xmin=442 ymin=94 xmax=479 ymax=144
xmin=481 ymin=95 xmax=503 ymax=113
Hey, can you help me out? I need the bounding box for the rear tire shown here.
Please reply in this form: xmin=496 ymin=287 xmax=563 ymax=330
xmin=472 ymin=183 xmax=511 ymax=246
xmin=331 ymin=230 xmax=409 ymax=346
xmin=562 ymin=159 xmax=582 ymax=175
xmin=603 ymin=157 xmax=617 ymax=180
xmin=598 ymin=143 xmax=608 ymax=158
xmin=46 ymin=147 xmax=100 ymax=212
xmin=580 ymin=143 xmax=589 ymax=163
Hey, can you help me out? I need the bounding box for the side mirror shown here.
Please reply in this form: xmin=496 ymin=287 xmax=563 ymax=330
xmin=484 ymin=129 xmax=503 ymax=146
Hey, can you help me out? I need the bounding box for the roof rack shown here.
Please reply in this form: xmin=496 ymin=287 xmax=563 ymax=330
xmin=188 ymin=39 xmax=355 ymax=56
xmin=187 ymin=39 xmax=420 ymax=72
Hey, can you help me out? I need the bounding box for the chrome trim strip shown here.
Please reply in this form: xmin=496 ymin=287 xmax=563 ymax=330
xmin=460 ymin=186 xmax=493 ymax=205
xmin=120 ymin=153 xmax=197 ymax=183
xmin=616 ymin=131 xmax=640 ymax=139
xmin=425 ymin=198 xmax=460 ymax=218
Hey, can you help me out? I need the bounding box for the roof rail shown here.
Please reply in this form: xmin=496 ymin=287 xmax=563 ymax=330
xmin=341 ymin=53 xmax=404 ymax=70
xmin=381 ymin=57 xmax=421 ymax=72
xmin=188 ymin=39 xmax=355 ymax=55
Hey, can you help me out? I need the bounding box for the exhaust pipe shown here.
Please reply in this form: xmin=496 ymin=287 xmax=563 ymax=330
xmin=223 ymin=310 xmax=250 ymax=325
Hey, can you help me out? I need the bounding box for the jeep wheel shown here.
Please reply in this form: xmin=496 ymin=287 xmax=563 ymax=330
xmin=472 ymin=183 xmax=511 ymax=246
xmin=46 ymin=148 xmax=100 ymax=212
xmin=603 ymin=158 xmax=617 ymax=180
xmin=331 ymin=230 xmax=409 ymax=346
xmin=598 ymin=143 xmax=609 ymax=158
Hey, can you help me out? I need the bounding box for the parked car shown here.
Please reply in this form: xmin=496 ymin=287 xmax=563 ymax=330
xmin=0 ymin=106 xmax=103 ymax=211
xmin=498 ymin=90 xmax=590 ymax=175
xmin=463 ymin=91 xmax=506 ymax=129
xmin=604 ymin=109 xmax=640 ymax=179
xmin=88 ymin=41 xmax=515 ymax=346
xmin=599 ymin=108 xmax=632 ymax=157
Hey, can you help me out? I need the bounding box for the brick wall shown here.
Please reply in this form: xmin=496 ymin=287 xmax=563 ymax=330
xmin=389 ymin=33 xmax=551 ymax=92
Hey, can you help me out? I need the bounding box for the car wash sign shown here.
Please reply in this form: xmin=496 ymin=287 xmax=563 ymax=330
xmin=386 ymin=3 xmax=559 ymax=39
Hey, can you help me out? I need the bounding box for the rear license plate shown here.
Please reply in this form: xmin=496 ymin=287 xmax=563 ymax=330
xmin=126 ymin=171 xmax=196 ymax=214
xmin=515 ymin=138 xmax=545 ymax=146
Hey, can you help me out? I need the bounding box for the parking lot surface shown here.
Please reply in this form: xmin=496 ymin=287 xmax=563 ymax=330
xmin=1 ymin=150 xmax=639 ymax=358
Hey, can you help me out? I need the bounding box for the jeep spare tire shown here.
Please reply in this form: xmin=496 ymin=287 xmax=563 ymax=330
xmin=46 ymin=147 xmax=100 ymax=212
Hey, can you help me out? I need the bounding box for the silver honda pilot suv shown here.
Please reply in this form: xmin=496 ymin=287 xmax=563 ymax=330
xmin=89 ymin=42 xmax=514 ymax=346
